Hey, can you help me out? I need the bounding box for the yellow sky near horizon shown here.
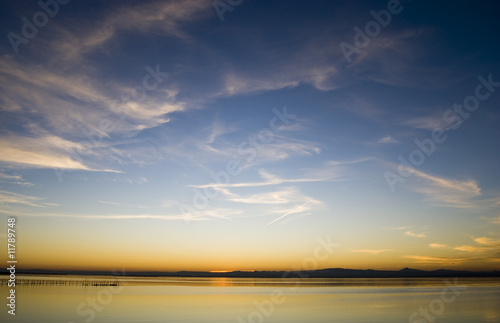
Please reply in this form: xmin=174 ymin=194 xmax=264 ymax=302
xmin=2 ymin=215 xmax=498 ymax=273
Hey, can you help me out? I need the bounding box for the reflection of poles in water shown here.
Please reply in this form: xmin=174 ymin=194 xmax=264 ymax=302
xmin=1 ymin=279 xmax=119 ymax=287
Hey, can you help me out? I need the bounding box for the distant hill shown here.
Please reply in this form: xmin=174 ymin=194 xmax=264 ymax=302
xmin=1 ymin=267 xmax=499 ymax=278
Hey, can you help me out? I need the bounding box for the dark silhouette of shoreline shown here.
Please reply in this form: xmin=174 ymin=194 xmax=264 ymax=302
xmin=1 ymin=267 xmax=499 ymax=278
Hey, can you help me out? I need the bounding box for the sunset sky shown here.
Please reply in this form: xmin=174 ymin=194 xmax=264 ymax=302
xmin=0 ymin=0 xmax=499 ymax=272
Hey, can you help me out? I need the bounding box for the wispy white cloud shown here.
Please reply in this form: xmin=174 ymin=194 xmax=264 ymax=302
xmin=410 ymin=168 xmax=480 ymax=195
xmin=230 ymin=186 xmax=302 ymax=205
xmin=37 ymin=213 xmax=204 ymax=221
xmin=416 ymin=186 xmax=480 ymax=209
xmin=454 ymin=237 xmax=500 ymax=261
xmin=3 ymin=207 xmax=241 ymax=221
xmin=326 ymin=157 xmax=373 ymax=166
xmin=399 ymin=167 xmax=482 ymax=209
xmin=193 ymin=168 xmax=332 ymax=189
xmin=265 ymin=198 xmax=324 ymax=226
xmin=405 ymin=255 xmax=465 ymax=265
xmin=474 ymin=237 xmax=500 ymax=247
xmin=157 ymin=122 xmax=322 ymax=172
xmin=0 ymin=136 xmax=89 ymax=170
xmin=403 ymin=114 xmax=448 ymax=131
xmin=0 ymin=172 xmax=22 ymax=180
xmin=175 ymin=207 xmax=243 ymax=221
xmin=98 ymin=200 xmax=122 ymax=206
xmin=0 ymin=2 xmax=211 ymax=173
xmin=0 ymin=171 xmax=34 ymax=186
xmin=405 ymin=231 xmax=427 ymax=238
xmin=346 ymin=27 xmax=464 ymax=90
xmin=483 ymin=215 xmax=500 ymax=225
xmin=179 ymin=158 xmax=371 ymax=225
xmin=200 ymin=185 xmax=326 ymax=225
xmin=49 ymin=0 xmax=213 ymax=64
xmin=193 ymin=158 xmax=370 ymax=190
xmin=452 ymin=237 xmax=500 ymax=258
xmin=218 ymin=72 xmax=300 ymax=97
xmin=454 ymin=245 xmax=480 ymax=252
xmin=266 ymin=201 xmax=311 ymax=226
xmin=204 ymin=120 xmax=239 ymax=145
xmin=376 ymin=135 xmax=398 ymax=144
xmin=352 ymin=249 xmax=392 ymax=254
xmin=0 ymin=135 xmax=121 ymax=172
xmin=0 ymin=190 xmax=58 ymax=208
xmin=429 ymin=243 xmax=447 ymax=248
xmin=0 ymin=56 xmax=184 ymax=136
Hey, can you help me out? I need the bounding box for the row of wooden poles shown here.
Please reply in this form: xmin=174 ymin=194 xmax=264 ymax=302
xmin=0 ymin=279 xmax=119 ymax=287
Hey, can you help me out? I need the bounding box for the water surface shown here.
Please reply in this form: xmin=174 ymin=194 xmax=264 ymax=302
xmin=1 ymin=275 xmax=499 ymax=322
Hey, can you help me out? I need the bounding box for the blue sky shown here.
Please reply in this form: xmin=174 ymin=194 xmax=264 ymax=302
xmin=0 ymin=0 xmax=499 ymax=271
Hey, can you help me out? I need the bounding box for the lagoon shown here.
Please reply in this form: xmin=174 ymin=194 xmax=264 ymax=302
xmin=1 ymin=275 xmax=499 ymax=323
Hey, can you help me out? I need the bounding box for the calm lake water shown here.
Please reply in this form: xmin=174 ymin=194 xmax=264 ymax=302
xmin=1 ymin=275 xmax=499 ymax=323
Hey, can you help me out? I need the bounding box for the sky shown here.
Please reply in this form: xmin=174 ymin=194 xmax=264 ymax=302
xmin=0 ymin=0 xmax=499 ymax=272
